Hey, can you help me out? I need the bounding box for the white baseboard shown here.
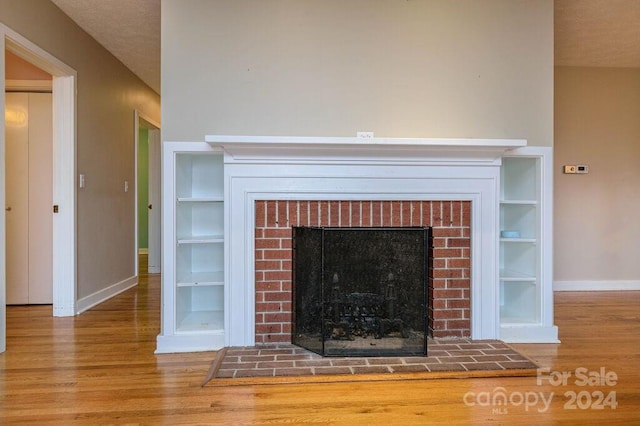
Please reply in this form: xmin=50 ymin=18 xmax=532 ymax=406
xmin=554 ymin=280 xmax=640 ymax=291
xmin=76 ymin=275 xmax=138 ymax=314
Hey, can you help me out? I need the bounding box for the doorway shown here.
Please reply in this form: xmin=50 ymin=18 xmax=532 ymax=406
xmin=1 ymin=26 xmax=77 ymax=353
xmin=134 ymin=111 xmax=161 ymax=275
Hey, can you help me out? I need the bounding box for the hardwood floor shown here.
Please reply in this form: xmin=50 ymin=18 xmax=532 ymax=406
xmin=1 ymin=258 xmax=639 ymax=424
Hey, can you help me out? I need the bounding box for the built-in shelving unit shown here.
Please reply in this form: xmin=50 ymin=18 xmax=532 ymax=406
xmin=499 ymin=147 xmax=558 ymax=342
xmin=156 ymin=142 xmax=226 ymax=353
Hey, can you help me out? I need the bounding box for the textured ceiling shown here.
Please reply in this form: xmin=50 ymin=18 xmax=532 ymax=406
xmin=50 ymin=0 xmax=160 ymax=94
xmin=46 ymin=1 xmax=639 ymax=97
xmin=555 ymin=0 xmax=640 ymax=67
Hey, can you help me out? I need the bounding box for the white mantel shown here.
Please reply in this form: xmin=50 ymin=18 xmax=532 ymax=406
xmin=204 ymin=135 xmax=526 ymax=347
xmin=206 ymin=135 xmax=526 ymax=164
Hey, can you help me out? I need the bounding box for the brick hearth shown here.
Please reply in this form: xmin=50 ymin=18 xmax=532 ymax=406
xmin=254 ymin=200 xmax=471 ymax=344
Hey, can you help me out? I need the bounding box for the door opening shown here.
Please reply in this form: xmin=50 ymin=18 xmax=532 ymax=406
xmin=1 ymin=26 xmax=77 ymax=353
xmin=134 ymin=111 xmax=161 ymax=275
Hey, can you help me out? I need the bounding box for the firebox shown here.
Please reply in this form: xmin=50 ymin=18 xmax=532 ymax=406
xmin=292 ymin=226 xmax=431 ymax=357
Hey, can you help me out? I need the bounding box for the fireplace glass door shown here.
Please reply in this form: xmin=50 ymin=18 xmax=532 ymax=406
xmin=292 ymin=227 xmax=430 ymax=357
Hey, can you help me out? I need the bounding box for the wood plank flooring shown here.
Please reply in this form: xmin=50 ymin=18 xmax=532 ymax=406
xmin=1 ymin=257 xmax=639 ymax=424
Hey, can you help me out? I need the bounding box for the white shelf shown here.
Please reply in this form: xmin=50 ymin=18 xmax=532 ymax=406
xmin=177 ymin=197 xmax=224 ymax=203
xmin=500 ymin=238 xmax=536 ymax=244
xmin=500 ymin=200 xmax=537 ymax=205
xmin=500 ymin=269 xmax=536 ymax=281
xmin=177 ymin=310 xmax=224 ymax=332
xmin=177 ymin=271 xmax=224 ymax=287
xmin=177 ymin=235 xmax=224 ymax=244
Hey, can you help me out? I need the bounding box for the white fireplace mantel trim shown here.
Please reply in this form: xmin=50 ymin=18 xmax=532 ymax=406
xmin=205 ymin=135 xmax=526 ymax=165
xmin=208 ymin=135 xmax=527 ymax=347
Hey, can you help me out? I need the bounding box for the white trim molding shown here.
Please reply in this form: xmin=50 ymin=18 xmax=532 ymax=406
xmin=76 ymin=275 xmax=138 ymax=314
xmin=554 ymin=280 xmax=640 ymax=291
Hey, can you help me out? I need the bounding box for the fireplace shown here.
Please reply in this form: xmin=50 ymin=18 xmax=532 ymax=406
xmin=205 ymin=135 xmax=527 ymax=347
xmin=292 ymin=226 xmax=430 ymax=357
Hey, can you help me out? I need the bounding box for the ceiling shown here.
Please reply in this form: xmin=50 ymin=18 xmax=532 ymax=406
xmin=50 ymin=0 xmax=160 ymax=94
xmin=48 ymin=0 xmax=640 ymax=96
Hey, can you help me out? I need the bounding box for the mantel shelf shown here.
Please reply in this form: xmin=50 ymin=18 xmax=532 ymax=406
xmin=205 ymin=135 xmax=527 ymax=164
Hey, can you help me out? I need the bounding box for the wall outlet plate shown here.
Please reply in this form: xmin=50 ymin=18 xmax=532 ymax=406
xmin=563 ymin=165 xmax=576 ymax=174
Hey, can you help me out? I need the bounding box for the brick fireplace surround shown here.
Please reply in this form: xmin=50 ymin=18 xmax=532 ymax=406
xmin=255 ymin=200 xmax=472 ymax=344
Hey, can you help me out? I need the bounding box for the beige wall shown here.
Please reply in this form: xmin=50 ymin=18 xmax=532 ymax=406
xmin=555 ymin=67 xmax=640 ymax=283
xmin=162 ymin=0 xmax=553 ymax=145
xmin=1 ymin=0 xmax=161 ymax=299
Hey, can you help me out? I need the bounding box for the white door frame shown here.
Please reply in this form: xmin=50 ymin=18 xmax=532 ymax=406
xmin=1 ymin=25 xmax=77 ymax=353
xmin=134 ymin=111 xmax=161 ymax=274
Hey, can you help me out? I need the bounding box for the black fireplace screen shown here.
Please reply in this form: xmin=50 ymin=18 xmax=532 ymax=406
xmin=292 ymin=227 xmax=430 ymax=357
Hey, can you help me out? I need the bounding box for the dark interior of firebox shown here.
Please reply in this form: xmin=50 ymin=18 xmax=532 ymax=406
xmin=292 ymin=226 xmax=430 ymax=357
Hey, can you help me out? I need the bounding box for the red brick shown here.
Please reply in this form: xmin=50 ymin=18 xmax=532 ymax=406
xmin=401 ymin=201 xmax=412 ymax=226
xmin=431 ymin=279 xmax=447 ymax=289
xmin=371 ymin=201 xmax=382 ymax=226
xmin=446 ymin=319 xmax=471 ymax=330
xmin=263 ymin=249 xmax=291 ymax=260
xmin=263 ymin=292 xmax=292 ymax=302
xmin=391 ymin=201 xmax=401 ymax=226
xmin=255 ymin=238 xmax=280 ymax=249
xmin=256 ymin=323 xmax=282 ymax=334
xmin=309 ymin=201 xmax=319 ymax=225
xmin=462 ymin=201 xmax=471 ymax=223
xmin=431 ymin=299 xmax=447 ymax=309
xmin=281 ymin=238 xmax=292 ymax=249
xmin=362 ymin=201 xmax=371 ymax=226
xmin=288 ymin=201 xmax=298 ymax=226
xmin=256 ymin=281 xmax=281 ymax=292
xmin=447 ymin=279 xmax=471 ymax=289
xmin=432 ymin=248 xmax=463 ymax=258
xmin=264 ymin=271 xmax=291 ymax=281
xmin=442 ymin=201 xmax=452 ymax=226
xmin=255 ymin=271 xmax=265 ymax=282
xmin=340 ymin=201 xmax=350 ymax=226
xmin=256 ymin=200 xmax=266 ymax=227
xmin=264 ymin=334 xmax=291 ymax=343
xmin=433 ymin=289 xmax=463 ymax=299
xmin=329 ymin=201 xmax=340 ymax=226
xmin=432 ymin=259 xmax=446 ymax=269
xmin=255 ymin=250 xmax=264 ymax=261
xmin=256 ymin=302 xmax=284 ymax=313
xmin=382 ymin=201 xmax=391 ymax=225
xmin=255 ymin=260 xmax=282 ymax=271
xmin=264 ymin=228 xmax=292 ymax=239
xmin=265 ymin=201 xmax=276 ymax=227
xmin=412 ymin=201 xmax=422 ymax=226
xmin=319 ymin=201 xmax=329 ymax=226
xmin=452 ymin=201 xmax=462 ymax=226
xmin=276 ymin=200 xmax=287 ymax=227
xmin=448 ymin=238 xmax=471 ymax=248
xmin=299 ymin=201 xmax=309 ymax=226
xmin=264 ymin=313 xmax=291 ymax=323
xmin=432 ymin=238 xmax=447 ymax=248
xmin=447 ymin=258 xmax=470 ymax=269
xmin=432 ymin=268 xmax=464 ymax=279
xmin=436 ymin=309 xmax=464 ymax=319
xmin=432 ymin=227 xmax=463 ymax=238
